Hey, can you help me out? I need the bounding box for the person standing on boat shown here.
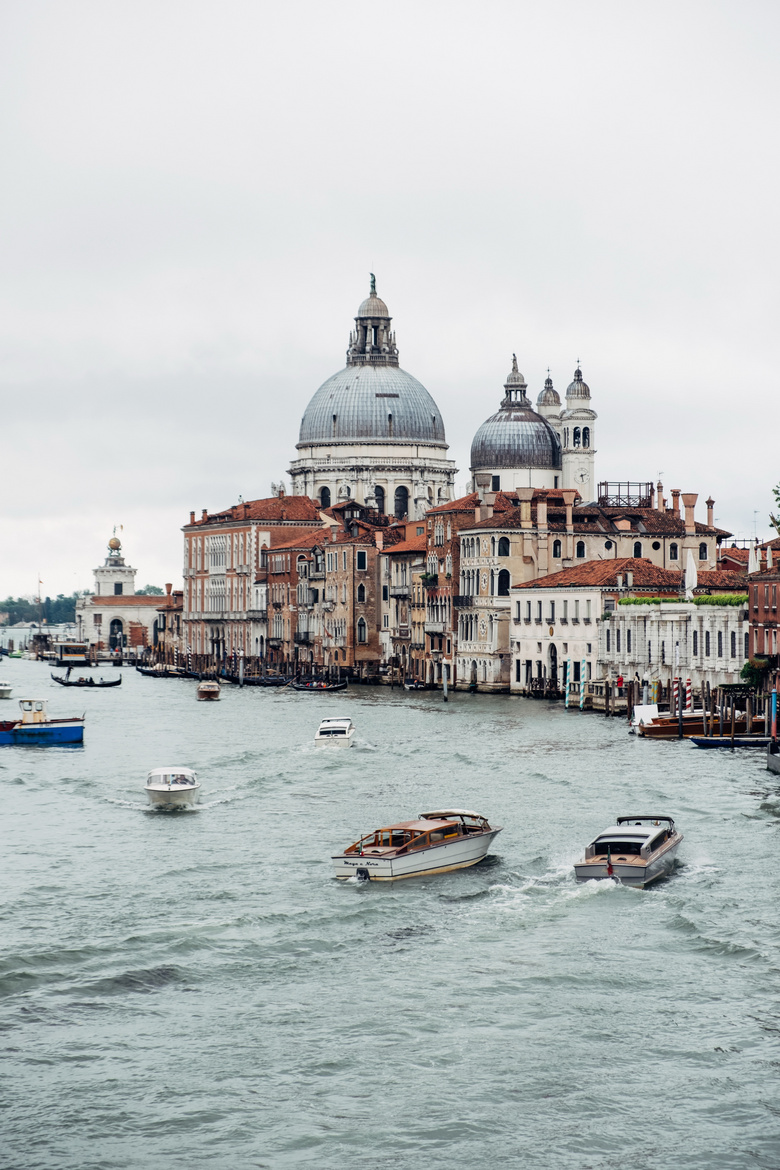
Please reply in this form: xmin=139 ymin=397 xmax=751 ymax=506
xmin=617 ymin=674 xmax=624 ymax=696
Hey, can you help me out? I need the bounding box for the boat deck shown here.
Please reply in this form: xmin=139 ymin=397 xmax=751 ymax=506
xmin=579 ymin=854 xmax=645 ymax=867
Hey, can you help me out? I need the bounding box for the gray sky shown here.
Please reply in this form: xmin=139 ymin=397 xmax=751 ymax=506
xmin=2 ymin=0 xmax=777 ymax=597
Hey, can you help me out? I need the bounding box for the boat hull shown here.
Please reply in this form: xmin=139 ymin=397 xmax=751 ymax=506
xmin=0 ymin=720 xmax=84 ymax=745
xmin=690 ymin=736 xmax=771 ymax=749
xmin=575 ymin=839 xmax=681 ymax=887
xmin=146 ymin=784 xmax=200 ymax=809
xmin=767 ymin=744 xmax=780 ymax=774
xmin=0 ymin=687 xmax=12 ymax=700
xmin=315 ymin=731 xmax=355 ymax=748
xmin=333 ymin=829 xmax=501 ymax=880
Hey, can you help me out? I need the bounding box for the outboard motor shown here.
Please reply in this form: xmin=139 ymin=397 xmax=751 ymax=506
xmin=356 ymin=867 xmax=370 ymax=881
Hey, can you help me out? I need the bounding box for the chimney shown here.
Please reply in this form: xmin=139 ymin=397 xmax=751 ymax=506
xmin=706 ymin=496 xmax=715 ymax=527
xmin=627 ymin=570 xmax=633 ymax=587
xmin=561 ymin=489 xmax=578 ymax=532
xmin=375 ymin=531 xmax=384 ymax=550
xmin=656 ymin=481 xmax=664 ymax=511
xmin=671 ymin=489 xmax=681 ymax=515
xmin=165 ymin=582 xmax=172 ymax=595
xmin=278 ymin=486 xmax=285 ymax=498
xmin=648 ymin=484 xmax=655 ymax=509
xmin=190 ymin=511 xmax=195 ymax=525
xmin=536 ymin=494 xmax=548 ymax=530
xmin=201 ymin=508 xmax=208 ymax=521
xmin=682 ymin=492 xmax=698 ymax=535
xmin=474 ymin=473 xmax=491 ymax=504
xmin=616 ymin=574 xmax=623 ymax=588
xmin=516 ymin=487 xmax=534 ymax=530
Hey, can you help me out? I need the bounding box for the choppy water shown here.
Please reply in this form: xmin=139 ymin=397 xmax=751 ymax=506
xmin=2 ymin=658 xmax=780 ymax=1169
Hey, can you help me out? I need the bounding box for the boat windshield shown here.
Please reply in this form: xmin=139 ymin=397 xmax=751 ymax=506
xmin=594 ymin=838 xmax=643 ymax=855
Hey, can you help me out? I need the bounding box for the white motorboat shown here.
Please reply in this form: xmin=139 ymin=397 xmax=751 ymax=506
xmin=332 ymin=808 xmax=501 ymax=881
xmin=145 ymin=766 xmax=201 ymax=809
xmin=628 ymin=703 xmax=658 ymax=733
xmin=0 ymin=681 xmax=12 ymax=700
xmin=197 ymin=681 xmax=221 ymax=701
xmin=574 ymin=815 xmax=682 ymax=888
xmin=315 ymin=717 xmax=355 ymax=747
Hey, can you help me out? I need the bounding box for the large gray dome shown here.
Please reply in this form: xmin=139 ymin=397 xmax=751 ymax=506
xmin=298 ymin=364 xmax=447 ymax=446
xmin=471 ymin=357 xmax=561 ymax=470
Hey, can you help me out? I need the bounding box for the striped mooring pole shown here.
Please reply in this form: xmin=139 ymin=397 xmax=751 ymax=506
xmin=686 ymin=678 xmax=692 ymax=711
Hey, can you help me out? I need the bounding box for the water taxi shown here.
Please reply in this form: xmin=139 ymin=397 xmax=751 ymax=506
xmin=315 ymin=717 xmax=355 ymax=747
xmin=197 ymin=681 xmax=221 ymax=701
xmin=574 ymin=815 xmax=682 ymax=888
xmin=0 ymin=699 xmax=84 ymax=744
xmin=0 ymin=681 xmax=12 ymax=699
xmin=145 ymin=767 xmax=201 ymax=809
xmin=332 ymin=808 xmax=501 ymax=881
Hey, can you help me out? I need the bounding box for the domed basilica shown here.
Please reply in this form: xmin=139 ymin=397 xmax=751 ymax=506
xmin=470 ymin=357 xmax=597 ymax=500
xmin=289 ymin=278 xmax=456 ymax=519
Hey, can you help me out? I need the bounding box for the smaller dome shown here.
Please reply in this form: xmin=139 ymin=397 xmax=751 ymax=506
xmin=357 ymin=294 xmax=390 ymax=318
xmin=537 ymin=375 xmax=561 ymax=407
xmin=108 ymin=536 xmax=121 ymax=551
xmin=566 ymin=366 xmax=591 ymax=399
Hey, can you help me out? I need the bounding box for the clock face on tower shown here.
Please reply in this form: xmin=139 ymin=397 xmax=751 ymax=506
xmin=575 ymin=467 xmax=589 ymax=484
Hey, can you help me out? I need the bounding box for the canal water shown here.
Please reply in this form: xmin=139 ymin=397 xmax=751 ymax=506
xmin=2 ymin=658 xmax=779 ymax=1169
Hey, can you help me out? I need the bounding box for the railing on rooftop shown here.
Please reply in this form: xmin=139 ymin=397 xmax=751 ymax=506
xmin=597 ymin=481 xmax=653 ymax=508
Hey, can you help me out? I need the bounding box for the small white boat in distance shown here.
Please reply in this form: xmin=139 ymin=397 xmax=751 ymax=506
xmin=197 ymin=681 xmax=221 ymax=701
xmin=145 ymin=767 xmax=200 ymax=809
xmin=0 ymin=681 xmax=12 ymax=699
xmin=333 ymin=808 xmax=501 ymax=881
xmin=315 ymin=717 xmax=355 ymax=747
xmin=574 ymin=815 xmax=682 ymax=888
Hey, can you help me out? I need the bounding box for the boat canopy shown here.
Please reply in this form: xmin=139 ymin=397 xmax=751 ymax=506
xmin=420 ymin=809 xmax=485 ymax=820
xmin=616 ymin=815 xmax=675 ymax=829
xmin=147 ymin=767 xmax=197 ymax=781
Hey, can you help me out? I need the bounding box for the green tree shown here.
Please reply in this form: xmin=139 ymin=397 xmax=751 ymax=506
xmin=136 ymin=585 xmax=164 ymax=595
xmin=770 ymin=483 xmax=780 ymax=537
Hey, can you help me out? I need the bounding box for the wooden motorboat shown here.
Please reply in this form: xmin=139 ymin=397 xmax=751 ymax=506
xmin=574 ymin=815 xmax=682 ymax=887
xmin=0 ymin=680 xmax=12 ymax=699
xmin=638 ymin=712 xmax=763 ymax=740
xmin=197 ymin=680 xmax=221 ymax=701
xmin=51 ymin=672 xmax=121 ymax=688
xmin=403 ymin=679 xmax=427 ymax=691
xmin=333 ymin=808 xmax=501 ymax=881
xmin=293 ymin=680 xmax=348 ymax=692
xmin=0 ymin=699 xmax=84 ymax=745
xmin=314 ymin=717 xmax=355 ymax=747
xmin=145 ymin=767 xmax=200 ymax=809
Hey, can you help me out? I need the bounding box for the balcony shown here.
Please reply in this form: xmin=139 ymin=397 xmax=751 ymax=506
xmin=453 ymin=595 xmax=472 ymax=607
xmin=425 ymin=621 xmax=446 ymax=634
xmin=394 ymin=627 xmax=411 ymax=640
xmin=246 ymin=609 xmax=267 ymax=621
xmin=268 ymin=638 xmax=282 ymax=649
xmin=390 ymin=584 xmax=411 ymax=598
xmin=294 ymin=632 xmax=311 ymax=645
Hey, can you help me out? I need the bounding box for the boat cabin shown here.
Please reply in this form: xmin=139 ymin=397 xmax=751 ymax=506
xmin=585 ymin=816 xmax=676 ymax=861
xmin=316 ymin=718 xmax=354 ymax=738
xmin=346 ymin=815 xmax=490 ymax=857
xmin=19 ymin=700 xmax=50 ymax=724
xmin=146 ymin=767 xmax=198 ymax=788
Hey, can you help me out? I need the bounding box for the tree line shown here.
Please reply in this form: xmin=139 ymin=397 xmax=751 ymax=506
xmin=0 ymin=585 xmax=164 ymax=626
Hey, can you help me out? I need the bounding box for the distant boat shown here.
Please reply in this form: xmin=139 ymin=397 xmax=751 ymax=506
xmin=51 ymin=672 xmax=121 ymax=689
xmin=574 ymin=815 xmax=682 ymax=887
xmin=136 ymin=665 xmax=186 ymax=679
xmin=0 ymin=699 xmax=84 ymax=745
xmin=768 ymin=742 xmax=780 ymax=774
xmin=197 ymin=680 xmax=221 ymax=701
xmin=292 ymin=680 xmax=348 ymax=692
xmin=0 ymin=681 xmax=12 ymax=700
xmin=690 ymin=735 xmax=771 ymax=749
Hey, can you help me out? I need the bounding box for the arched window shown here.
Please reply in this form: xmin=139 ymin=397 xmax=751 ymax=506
xmin=576 ymin=541 xmax=585 ymax=558
xmin=387 ymin=413 xmax=393 ymax=436
xmin=498 ymin=537 xmax=510 ymax=557
xmin=564 ymin=427 xmax=569 ymax=447
xmin=717 ymin=630 xmax=723 ymax=657
xmin=705 ymin=630 xmax=710 ymax=656
xmin=497 ymin=569 xmax=510 ymax=596
xmin=319 ymin=486 xmax=331 ymax=509
xmin=374 ymin=486 xmax=385 ymax=514
xmin=490 ymin=570 xmax=495 ymax=595
xmin=669 ymin=543 xmax=679 ymax=561
xmin=573 ymin=427 xmax=581 ymax=447
xmin=730 ymin=631 xmax=736 ymax=657
xmin=109 ymin=618 xmax=124 ymax=650
xmin=699 ymin=542 xmax=707 ymax=561
xmin=552 ymin=539 xmax=562 ymax=558
xmin=633 ymin=541 xmax=642 ymax=558
xmin=394 ymin=486 xmax=409 ymax=519
xmin=491 ymin=537 xmax=496 ymax=556
xmin=357 ymin=583 xmax=365 ymax=603
xmin=693 ymin=630 xmax=698 ymax=655
xmin=357 ymin=618 xmax=367 ymax=644
xmin=582 ymin=427 xmax=590 ymax=448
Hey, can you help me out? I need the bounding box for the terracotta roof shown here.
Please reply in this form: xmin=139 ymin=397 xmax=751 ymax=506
xmin=387 ymin=534 xmax=427 ymax=554
xmin=718 ymin=547 xmax=750 ymax=563
xmin=513 ymin=558 xmax=748 ymax=592
xmin=88 ymin=595 xmax=167 ymax=607
xmin=186 ymin=495 xmax=322 ymax=527
xmin=266 ymin=530 xmax=326 ymax=553
xmin=462 ymin=501 xmax=729 ymax=536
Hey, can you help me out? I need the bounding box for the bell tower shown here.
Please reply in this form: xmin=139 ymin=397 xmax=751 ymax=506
xmin=561 ymin=366 xmax=597 ymax=500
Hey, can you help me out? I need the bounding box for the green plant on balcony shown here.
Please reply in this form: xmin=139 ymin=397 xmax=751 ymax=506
xmin=741 ymin=657 xmax=770 ymax=687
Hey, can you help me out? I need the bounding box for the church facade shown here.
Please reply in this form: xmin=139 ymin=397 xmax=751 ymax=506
xmin=288 ymin=278 xmax=457 ymax=519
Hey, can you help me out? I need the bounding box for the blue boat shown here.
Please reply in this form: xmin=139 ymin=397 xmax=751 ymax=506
xmin=0 ymin=699 xmax=84 ymax=745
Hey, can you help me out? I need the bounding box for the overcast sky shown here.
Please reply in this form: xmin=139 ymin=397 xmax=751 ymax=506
xmin=1 ymin=0 xmax=777 ymax=597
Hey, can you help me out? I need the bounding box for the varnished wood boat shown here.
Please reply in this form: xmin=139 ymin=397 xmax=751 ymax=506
xmin=575 ymin=815 xmax=682 ymax=887
xmin=333 ymin=809 xmax=501 ymax=881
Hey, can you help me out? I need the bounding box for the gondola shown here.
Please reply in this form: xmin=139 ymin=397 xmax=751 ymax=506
xmin=51 ymin=672 xmax=121 ymax=688
xmin=292 ymin=680 xmax=348 ymax=692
